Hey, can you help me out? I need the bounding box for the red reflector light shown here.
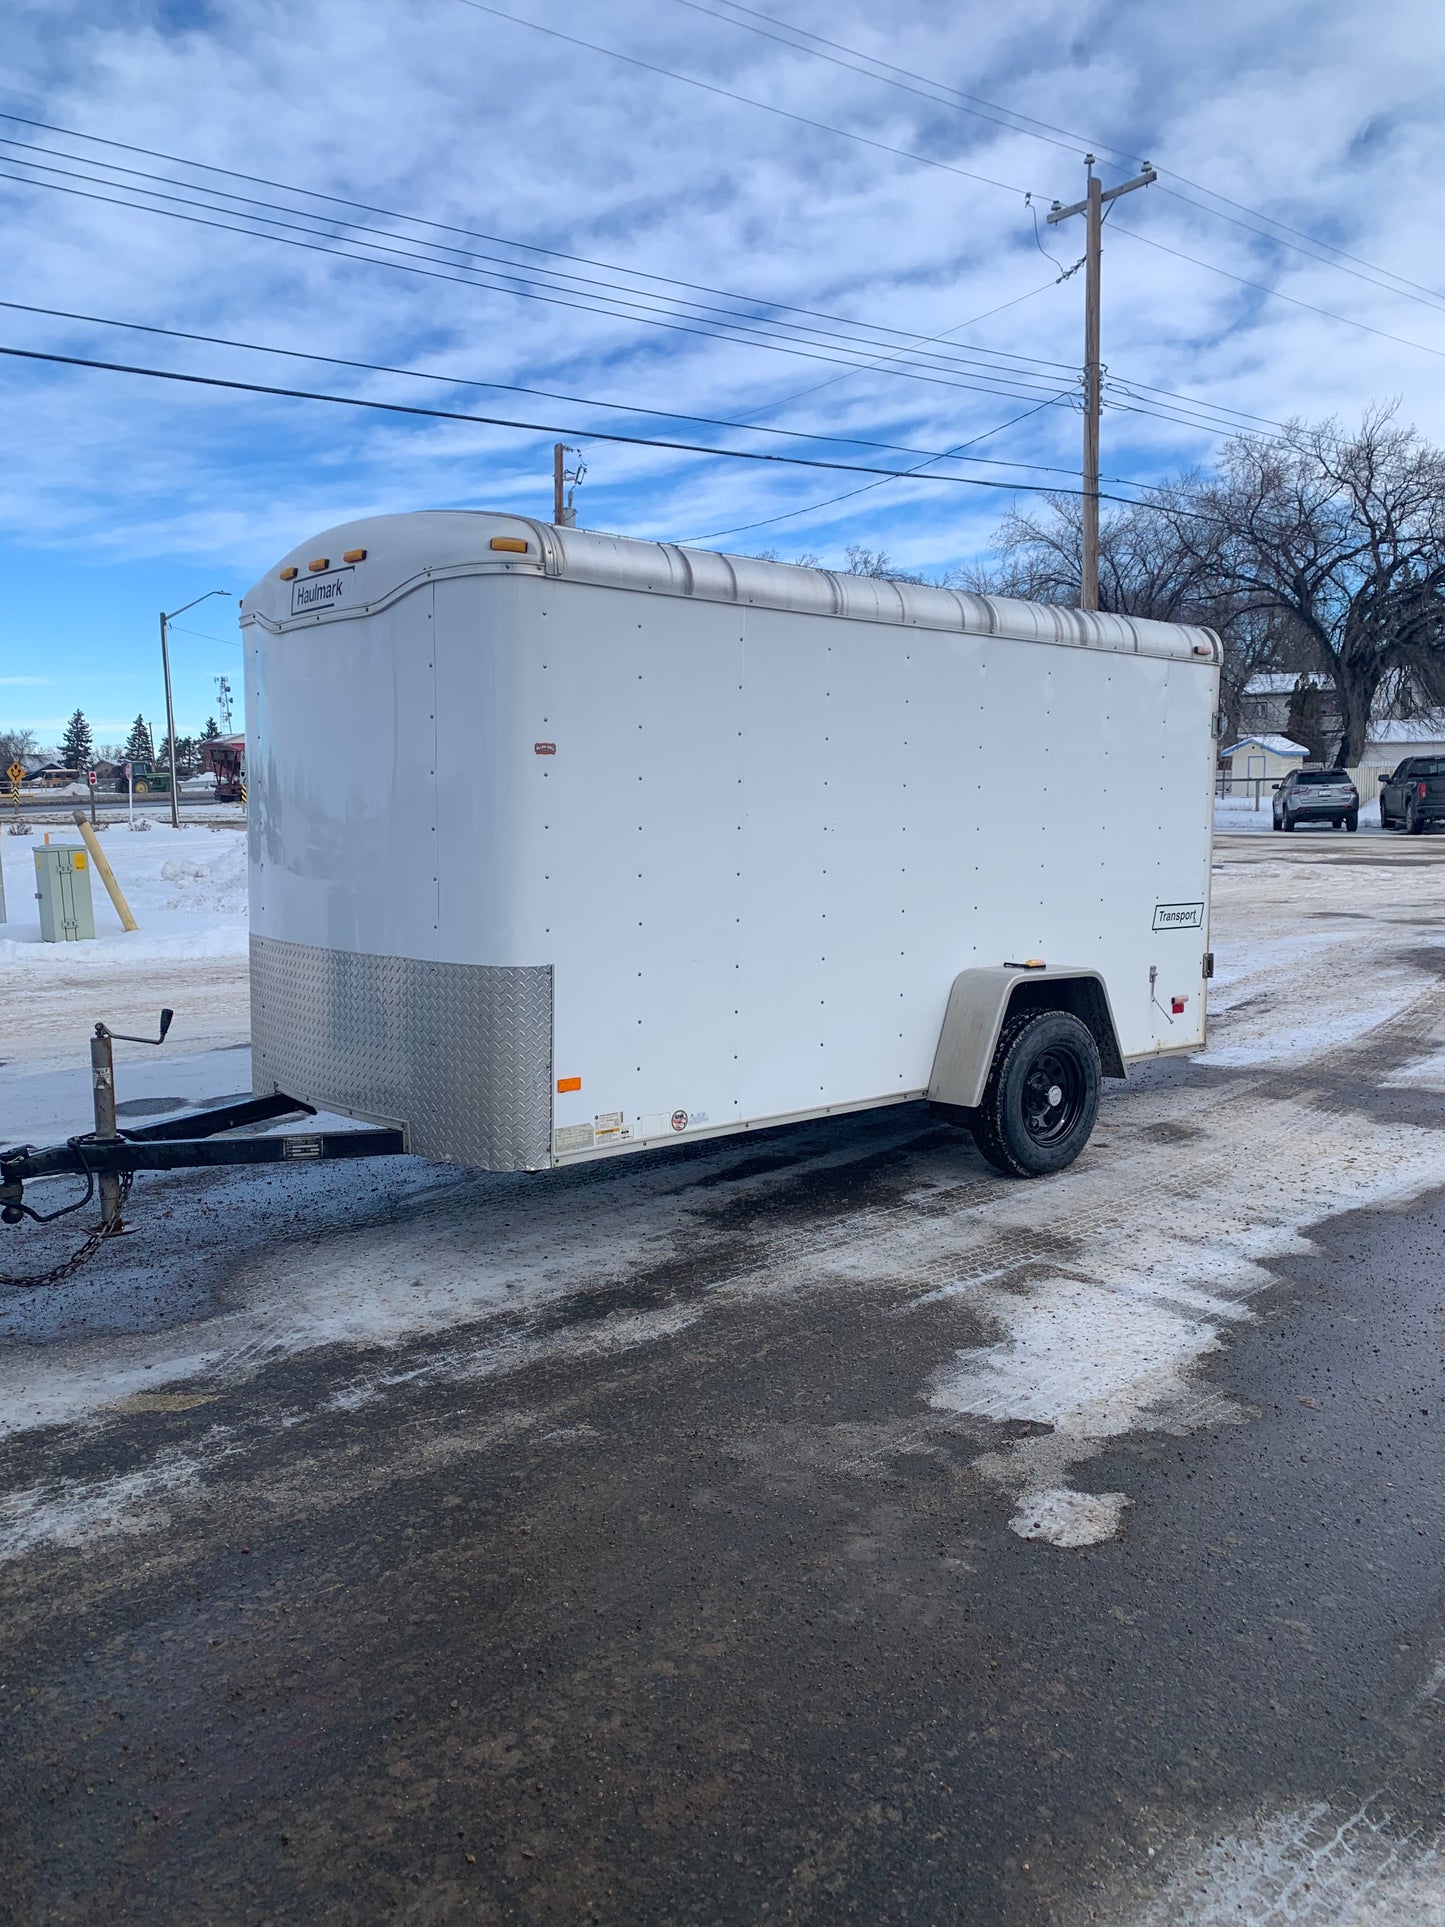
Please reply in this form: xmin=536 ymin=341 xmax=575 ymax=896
xmin=1171 ymin=996 xmax=1187 ymax=1015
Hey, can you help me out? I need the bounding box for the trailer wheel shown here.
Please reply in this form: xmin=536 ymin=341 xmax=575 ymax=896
xmin=971 ymin=1009 xmax=1101 ymax=1179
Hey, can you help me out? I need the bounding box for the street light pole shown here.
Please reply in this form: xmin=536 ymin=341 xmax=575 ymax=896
xmin=159 ymin=588 xmax=231 ymax=829
xmin=159 ymin=610 xmax=179 ymax=829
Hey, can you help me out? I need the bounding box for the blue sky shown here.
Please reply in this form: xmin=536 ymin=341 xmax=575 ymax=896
xmin=4 ymin=0 xmax=1445 ymax=748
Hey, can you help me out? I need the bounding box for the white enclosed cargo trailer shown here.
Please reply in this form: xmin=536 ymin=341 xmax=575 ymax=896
xmin=240 ymin=513 xmax=1219 ymax=1179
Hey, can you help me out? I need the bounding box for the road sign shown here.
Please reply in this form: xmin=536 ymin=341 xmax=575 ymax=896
xmin=6 ymin=761 xmax=23 ymax=788
xmin=123 ymin=761 xmax=132 ymax=780
xmin=87 ymin=769 xmax=97 ymax=787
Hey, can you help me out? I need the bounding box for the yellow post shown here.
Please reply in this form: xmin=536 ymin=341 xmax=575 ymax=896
xmin=71 ymin=809 xmax=139 ymax=932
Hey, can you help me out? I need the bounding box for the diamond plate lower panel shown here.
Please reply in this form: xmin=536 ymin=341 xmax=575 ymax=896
xmin=250 ymin=936 xmax=553 ymax=1169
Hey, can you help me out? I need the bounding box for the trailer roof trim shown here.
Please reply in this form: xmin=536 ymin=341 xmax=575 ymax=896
xmin=241 ymin=511 xmax=1221 ymax=662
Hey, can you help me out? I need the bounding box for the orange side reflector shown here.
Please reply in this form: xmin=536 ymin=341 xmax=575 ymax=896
xmin=490 ymin=536 xmax=528 ymax=553
xmin=343 ymin=548 xmax=367 ymax=563
xmin=556 ymin=1076 xmax=582 ymax=1093
xmin=279 ymin=567 xmax=298 ymax=581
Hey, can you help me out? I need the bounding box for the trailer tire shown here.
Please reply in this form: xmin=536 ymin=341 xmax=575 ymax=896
xmin=971 ymin=1009 xmax=1101 ymax=1179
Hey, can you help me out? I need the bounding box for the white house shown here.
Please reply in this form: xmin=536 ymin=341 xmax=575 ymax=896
xmin=1363 ymin=715 xmax=1445 ymax=768
xmin=1238 ymin=671 xmax=1334 ymax=740
xmin=1220 ymin=735 xmax=1308 ymax=790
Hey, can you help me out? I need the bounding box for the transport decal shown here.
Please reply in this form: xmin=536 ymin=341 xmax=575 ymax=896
xmin=534 ymin=742 xmax=556 ymax=755
xmin=1152 ymin=901 xmax=1205 ymax=931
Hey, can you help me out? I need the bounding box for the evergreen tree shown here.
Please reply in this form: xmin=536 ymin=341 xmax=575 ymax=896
xmin=200 ymin=716 xmax=221 ymax=741
xmin=60 ymin=708 xmax=93 ymax=772
xmin=123 ymin=715 xmax=154 ymax=765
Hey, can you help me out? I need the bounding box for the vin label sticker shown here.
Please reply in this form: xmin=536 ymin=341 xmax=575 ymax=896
xmin=1153 ymin=901 xmax=1205 ymax=931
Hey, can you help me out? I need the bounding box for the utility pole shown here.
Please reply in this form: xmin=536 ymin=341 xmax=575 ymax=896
xmin=1047 ymin=155 xmax=1155 ymax=612
xmin=552 ymin=444 xmax=586 ymax=527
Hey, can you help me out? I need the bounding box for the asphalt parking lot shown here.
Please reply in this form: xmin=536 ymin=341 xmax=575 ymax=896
xmin=3 ymin=835 xmax=1445 ymax=1924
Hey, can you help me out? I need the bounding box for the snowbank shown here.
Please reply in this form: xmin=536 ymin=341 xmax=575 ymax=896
xmin=0 ymin=821 xmax=248 ymax=972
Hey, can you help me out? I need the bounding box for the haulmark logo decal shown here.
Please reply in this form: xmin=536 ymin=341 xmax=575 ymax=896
xmin=290 ymin=566 xmax=355 ymax=617
xmin=1152 ymin=901 xmax=1205 ymax=931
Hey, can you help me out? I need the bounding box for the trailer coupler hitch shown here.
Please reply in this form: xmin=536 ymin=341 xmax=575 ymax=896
xmin=1 ymin=1009 xmax=407 ymax=1288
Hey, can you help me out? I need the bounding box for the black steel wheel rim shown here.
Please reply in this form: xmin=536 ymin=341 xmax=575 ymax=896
xmin=1021 ymin=1044 xmax=1088 ymax=1144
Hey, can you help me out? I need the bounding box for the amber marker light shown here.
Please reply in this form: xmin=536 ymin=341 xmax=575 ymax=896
xmin=278 ymin=567 xmax=298 ymax=581
xmin=490 ymin=536 xmax=528 ymax=553
xmin=556 ymin=1076 xmax=582 ymax=1093
xmin=343 ymin=548 xmax=367 ymax=563
xmin=308 ymin=557 xmax=329 ymax=572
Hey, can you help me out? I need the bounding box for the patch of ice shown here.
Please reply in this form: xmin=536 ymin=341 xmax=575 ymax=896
xmin=1007 ymin=1487 xmax=1129 ymax=1547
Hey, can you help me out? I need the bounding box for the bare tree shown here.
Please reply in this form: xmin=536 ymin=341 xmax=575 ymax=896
xmin=1176 ymin=407 xmax=1445 ymax=766
xmin=971 ymin=489 xmax=1292 ymax=739
xmin=0 ymin=726 xmax=38 ymax=769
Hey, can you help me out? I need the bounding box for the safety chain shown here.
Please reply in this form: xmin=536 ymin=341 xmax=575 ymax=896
xmin=0 ymin=1164 xmax=134 ymax=1290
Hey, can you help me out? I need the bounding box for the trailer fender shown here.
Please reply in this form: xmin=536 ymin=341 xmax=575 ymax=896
xmin=927 ymin=966 xmax=1125 ymax=1114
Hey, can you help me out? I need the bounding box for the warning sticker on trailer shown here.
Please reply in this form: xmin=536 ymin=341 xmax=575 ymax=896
xmin=594 ymin=1111 xmax=630 ymax=1142
xmin=1152 ymin=901 xmax=1205 ymax=931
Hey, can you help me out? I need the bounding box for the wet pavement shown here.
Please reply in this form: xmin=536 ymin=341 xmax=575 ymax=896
xmin=2 ymin=840 xmax=1445 ymax=1923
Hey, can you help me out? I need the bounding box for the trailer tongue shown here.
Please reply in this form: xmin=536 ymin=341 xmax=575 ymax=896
xmin=0 ymin=1010 xmax=405 ymax=1289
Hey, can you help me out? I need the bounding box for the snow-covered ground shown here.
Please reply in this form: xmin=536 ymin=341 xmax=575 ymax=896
xmin=0 ymin=821 xmax=248 ymax=1069
xmin=1214 ymin=794 xmax=1388 ymax=834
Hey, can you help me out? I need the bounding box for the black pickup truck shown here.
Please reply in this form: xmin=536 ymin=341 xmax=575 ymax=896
xmin=1379 ymin=756 xmax=1445 ymax=833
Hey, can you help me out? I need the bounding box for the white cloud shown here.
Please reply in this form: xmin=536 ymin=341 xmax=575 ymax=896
xmin=3 ymin=0 xmax=1444 ymax=576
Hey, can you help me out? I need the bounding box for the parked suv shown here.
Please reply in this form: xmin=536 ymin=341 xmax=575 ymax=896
xmin=1272 ymin=768 xmax=1359 ymax=831
xmin=1379 ymin=757 xmax=1445 ymax=834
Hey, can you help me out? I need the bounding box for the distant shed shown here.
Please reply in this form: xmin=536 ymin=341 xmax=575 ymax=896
xmin=1220 ymin=735 xmax=1308 ymax=787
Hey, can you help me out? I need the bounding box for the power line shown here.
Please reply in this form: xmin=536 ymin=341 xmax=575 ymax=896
xmin=0 ymin=112 xmax=1056 ymax=361
xmin=450 ymin=0 xmax=1039 ymax=198
xmin=678 ymin=395 xmax=1069 ymax=544
xmin=727 ymin=276 xmax=1067 ymax=423
xmin=0 ymin=162 xmax=1080 ymax=409
xmin=0 ymin=135 xmax=1079 ymax=386
xmin=0 ymin=296 xmax=1107 ymax=481
xmin=443 ymin=0 xmax=1445 ymax=407
xmin=0 ymin=343 xmax=1109 ymax=501
xmin=0 ymin=339 xmax=1188 ymax=511
xmin=673 ymin=0 xmax=1120 ymax=162
xmin=1110 ymin=221 xmax=1445 ymax=364
xmin=0 ymin=116 xmax=1283 ymax=449
xmin=673 ymin=0 xmax=1445 ymax=319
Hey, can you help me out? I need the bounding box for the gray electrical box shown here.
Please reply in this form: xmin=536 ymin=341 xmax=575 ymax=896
xmin=34 ymin=843 xmax=96 ymax=942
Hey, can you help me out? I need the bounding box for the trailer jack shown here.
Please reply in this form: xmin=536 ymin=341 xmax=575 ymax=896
xmin=0 ymin=1011 xmax=406 ymax=1288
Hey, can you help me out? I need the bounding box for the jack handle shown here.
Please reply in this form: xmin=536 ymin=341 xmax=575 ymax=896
xmin=97 ymin=1009 xmax=174 ymax=1047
